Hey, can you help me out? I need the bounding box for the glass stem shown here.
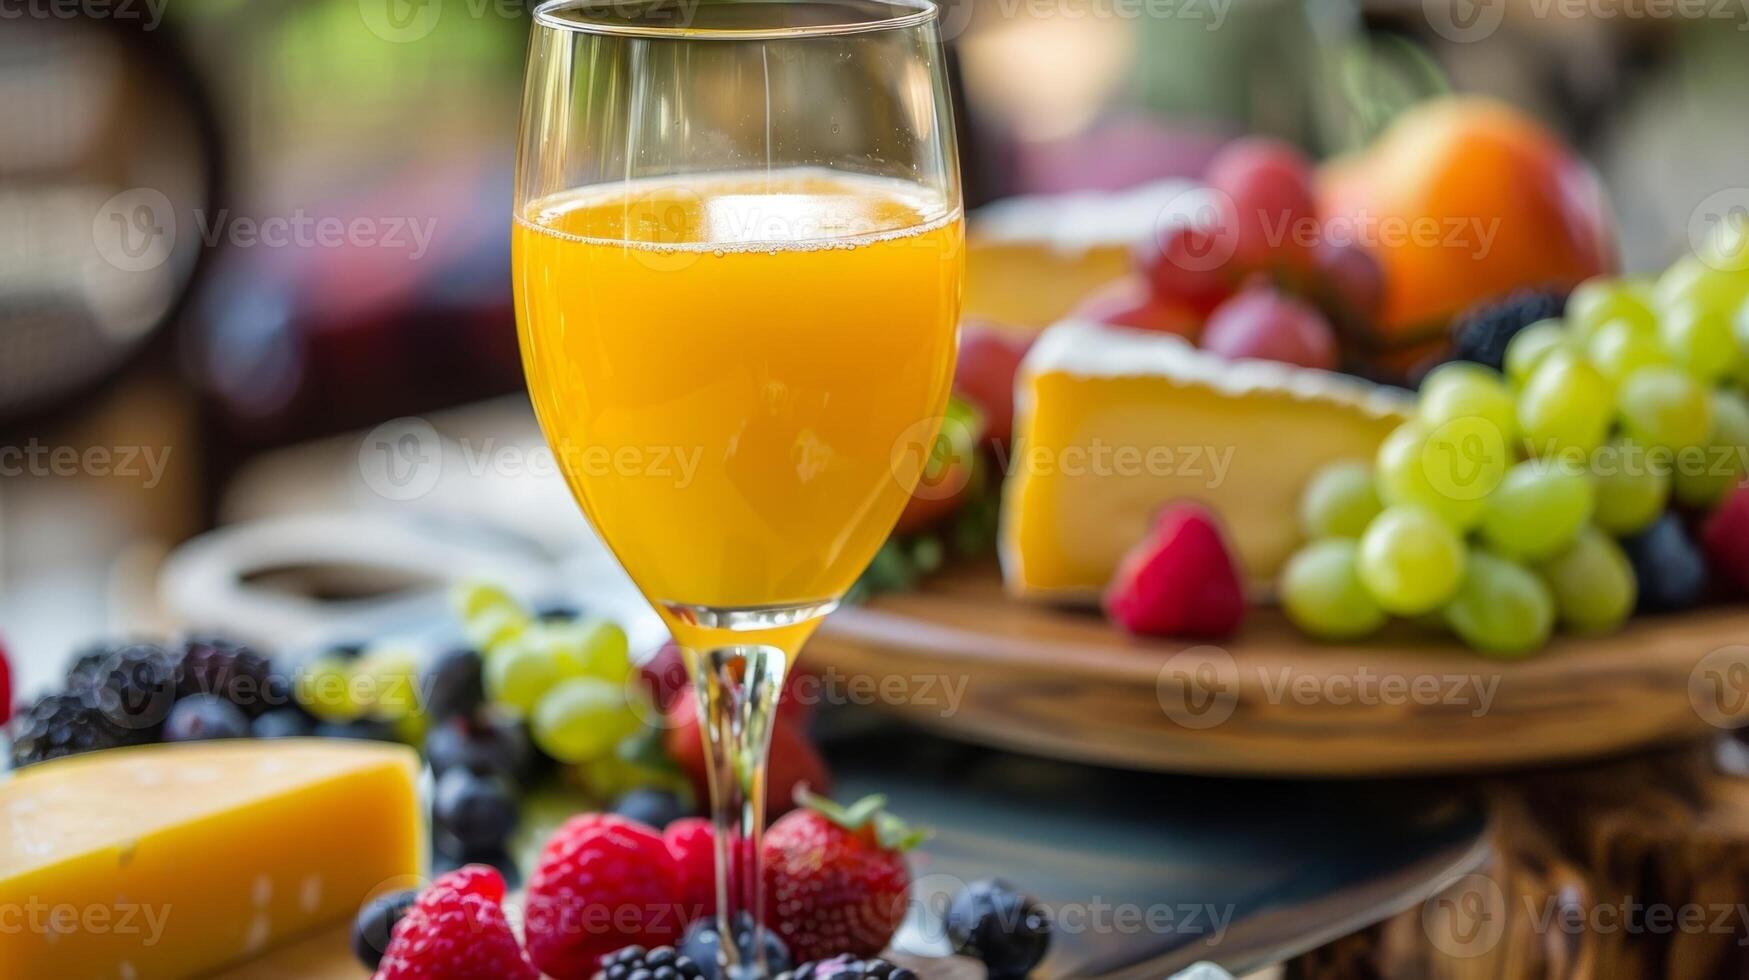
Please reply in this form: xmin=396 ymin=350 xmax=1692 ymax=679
xmin=690 ymin=643 xmax=788 ymax=980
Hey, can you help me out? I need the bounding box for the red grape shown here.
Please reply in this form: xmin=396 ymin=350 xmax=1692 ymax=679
xmin=1206 ymin=137 xmax=1319 ymax=275
xmin=1070 ymin=277 xmax=1200 ymax=340
xmin=1135 ymin=189 xmax=1240 ymax=316
xmin=1314 ymin=239 xmax=1385 ymax=325
xmin=1200 ymin=285 xmax=1339 ymax=370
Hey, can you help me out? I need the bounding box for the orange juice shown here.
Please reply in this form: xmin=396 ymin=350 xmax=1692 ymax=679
xmin=513 ymin=171 xmax=963 ymax=653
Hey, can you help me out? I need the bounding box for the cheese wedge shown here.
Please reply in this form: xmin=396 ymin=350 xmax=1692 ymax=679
xmin=1001 ymin=320 xmax=1413 ymax=601
xmin=965 ymin=180 xmax=1197 ymax=329
xmin=0 ymin=740 xmax=423 ymax=979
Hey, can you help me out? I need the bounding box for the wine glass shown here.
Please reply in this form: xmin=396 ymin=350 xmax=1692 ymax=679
xmin=512 ymin=1 xmax=962 ymax=975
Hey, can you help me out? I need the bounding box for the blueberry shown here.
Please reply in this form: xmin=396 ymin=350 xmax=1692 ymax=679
xmin=1622 ymin=513 xmax=1710 ymax=612
xmin=251 ymin=708 xmax=316 ymax=739
xmin=681 ymin=913 xmax=790 ymax=980
xmin=946 ymin=879 xmax=1050 ymax=980
xmin=533 ymin=601 xmax=583 ymax=622
xmin=612 ymin=788 xmax=689 ymax=829
xmin=163 ymin=694 xmax=251 ymax=742
xmin=424 ymin=714 xmax=534 ymax=783
xmin=425 ymin=648 xmax=484 ymax=722
xmin=350 ymin=888 xmax=418 ymax=970
xmin=432 ymin=766 xmax=519 ymax=857
xmin=314 ymin=718 xmax=400 ymax=742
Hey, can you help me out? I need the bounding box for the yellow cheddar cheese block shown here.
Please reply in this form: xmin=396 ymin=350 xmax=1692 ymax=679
xmin=965 ymin=180 xmax=1197 ymax=330
xmin=1001 ymin=319 xmax=1413 ymax=601
xmin=0 ymin=740 xmax=423 ymax=979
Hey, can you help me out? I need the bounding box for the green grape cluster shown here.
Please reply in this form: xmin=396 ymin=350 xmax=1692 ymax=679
xmin=1282 ymin=246 xmax=1749 ymax=655
xmin=451 ymin=581 xmax=650 ymax=768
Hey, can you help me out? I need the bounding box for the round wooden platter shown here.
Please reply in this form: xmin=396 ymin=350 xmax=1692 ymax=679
xmin=807 ymin=561 xmax=1749 ymax=777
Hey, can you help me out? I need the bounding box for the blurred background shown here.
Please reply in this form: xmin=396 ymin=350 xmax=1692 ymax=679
xmin=7 ymin=0 xmax=1749 ymax=660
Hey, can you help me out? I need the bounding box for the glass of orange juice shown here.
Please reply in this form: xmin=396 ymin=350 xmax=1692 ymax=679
xmin=513 ymin=1 xmax=962 ymax=974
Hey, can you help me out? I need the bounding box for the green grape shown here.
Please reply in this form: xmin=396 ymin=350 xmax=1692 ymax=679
xmin=1590 ymin=438 xmax=1671 ymax=535
xmin=1538 ymin=527 xmax=1637 ymax=635
xmin=1299 ymin=460 xmax=1382 ymax=539
xmin=297 ymin=653 xmax=362 ymax=723
xmin=1375 ymin=423 xmax=1491 ymax=529
xmin=485 ymin=639 xmax=561 ymax=716
xmin=1280 ymin=539 xmax=1387 ymax=641
xmin=1504 ymin=320 xmax=1573 ymax=385
xmin=1617 ymin=366 xmax=1712 ymax=451
xmin=1442 ymin=549 xmax=1555 ymax=657
xmin=1587 ymin=319 xmax=1672 ymax=384
xmin=1659 ymin=302 xmax=1738 ymax=381
xmin=1655 ymin=254 xmax=1749 ymax=314
xmin=1477 ymin=460 xmax=1595 ymax=561
xmin=1566 ymin=277 xmax=1656 ymax=339
xmin=1516 ymin=350 xmax=1614 ymax=458
xmin=516 ymin=620 xmax=626 ymax=681
xmin=355 ymin=644 xmax=421 ymax=721
xmin=452 ymin=580 xmax=524 ymax=621
xmin=463 ymin=607 xmax=529 ymax=655
xmin=530 ymin=678 xmax=638 ymax=763
xmin=1672 ymin=388 xmax=1749 ymax=507
xmin=1419 ymin=362 xmax=1518 ymax=443
xmin=1357 ymin=506 xmax=1467 ymax=615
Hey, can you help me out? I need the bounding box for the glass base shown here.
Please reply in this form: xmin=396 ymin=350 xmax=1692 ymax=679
xmin=662 ymin=597 xmax=840 ymax=632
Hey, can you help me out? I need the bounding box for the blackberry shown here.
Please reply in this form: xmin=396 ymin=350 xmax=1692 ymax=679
xmin=177 ymin=637 xmax=285 ymax=718
xmin=1445 ymin=287 xmax=1568 ymax=374
xmin=81 ymin=642 xmax=180 ymax=741
xmin=946 ymin=879 xmax=1051 ymax=980
xmin=596 ymin=944 xmax=706 ymax=980
xmin=779 ymin=956 xmax=916 ymax=980
xmin=9 ymin=692 xmax=128 ymax=768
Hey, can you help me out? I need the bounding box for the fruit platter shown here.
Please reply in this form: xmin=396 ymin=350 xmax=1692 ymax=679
xmin=804 ymin=96 xmax=1749 ymax=774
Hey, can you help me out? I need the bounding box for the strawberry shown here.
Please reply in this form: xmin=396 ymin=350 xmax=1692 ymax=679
xmin=952 ymin=321 xmax=1033 ymax=448
xmin=663 ymin=687 xmax=831 ymax=820
xmin=665 ymin=817 xmax=720 ymax=925
xmin=0 ymin=633 xmax=11 ymax=728
xmin=1703 ymin=480 xmax=1749 ymax=594
xmin=373 ymin=865 xmax=537 ymax=980
xmin=763 ymin=792 xmax=927 ymax=963
xmin=1104 ymin=502 xmax=1247 ymax=638
xmin=524 ymin=814 xmax=683 ymax=978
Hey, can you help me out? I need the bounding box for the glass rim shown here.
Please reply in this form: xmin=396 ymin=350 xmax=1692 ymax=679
xmin=531 ymin=0 xmax=940 ymax=39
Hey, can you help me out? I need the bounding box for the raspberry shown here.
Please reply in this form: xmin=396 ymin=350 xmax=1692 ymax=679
xmin=373 ymin=865 xmax=537 ymax=980
xmin=525 ymin=814 xmax=684 ymax=978
xmin=664 ymin=818 xmax=719 ymax=926
xmin=1103 ymin=503 xmax=1246 ymax=639
xmin=0 ymin=634 xmax=11 ymax=728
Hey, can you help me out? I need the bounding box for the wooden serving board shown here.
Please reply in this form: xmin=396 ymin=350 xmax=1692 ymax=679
xmin=808 ymin=561 xmax=1749 ymax=776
